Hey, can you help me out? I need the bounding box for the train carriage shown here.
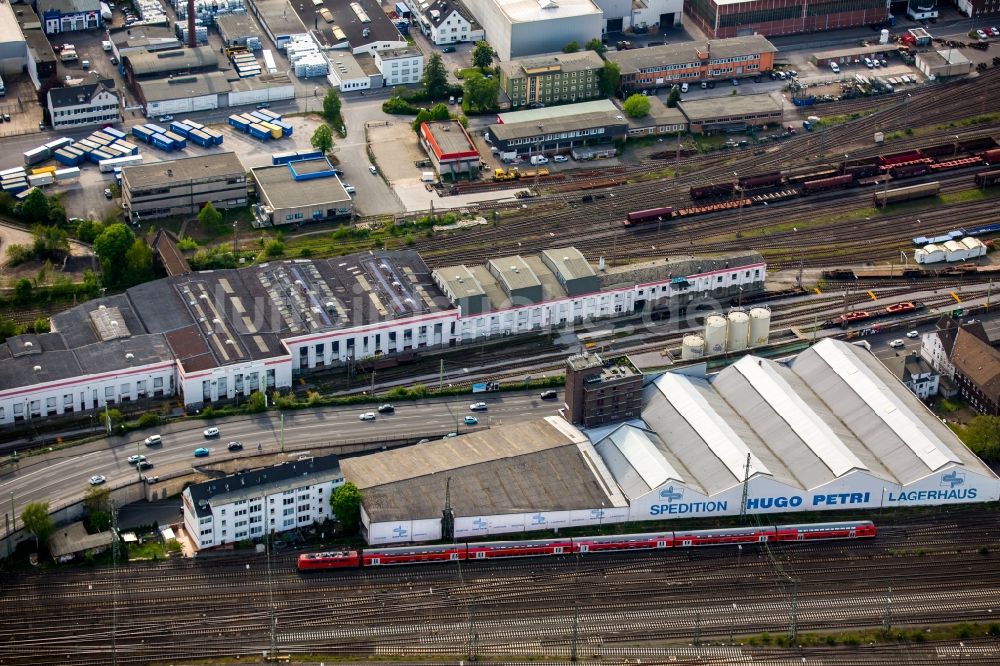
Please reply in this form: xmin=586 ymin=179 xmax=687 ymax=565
xmin=573 ymin=532 xmax=674 ymax=553
xmin=773 ymin=521 xmax=876 ymax=541
xmin=362 ymin=543 xmax=466 ymax=566
xmin=975 ymin=170 xmax=1000 ymax=187
xmin=624 ymin=207 xmax=673 ymax=227
xmin=298 ymin=550 xmax=360 ymax=570
xmin=672 ymin=526 xmax=776 ymax=547
xmin=466 ymin=538 xmax=573 ymax=560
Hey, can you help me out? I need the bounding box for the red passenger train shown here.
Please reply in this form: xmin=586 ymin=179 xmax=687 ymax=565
xmin=298 ymin=520 xmax=876 ymax=571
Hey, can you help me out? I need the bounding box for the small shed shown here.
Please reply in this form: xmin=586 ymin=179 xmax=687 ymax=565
xmin=48 ymin=522 xmax=114 ymax=563
xmin=916 ymin=49 xmax=973 ymax=79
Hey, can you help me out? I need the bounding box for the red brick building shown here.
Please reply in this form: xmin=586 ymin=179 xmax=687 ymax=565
xmin=685 ymin=0 xmax=891 ymax=39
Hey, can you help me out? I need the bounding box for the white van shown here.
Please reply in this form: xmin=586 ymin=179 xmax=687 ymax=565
xmin=830 ymin=61 xmax=840 ymax=74
xmin=530 ymin=155 xmax=549 ymax=165
xmin=421 ymin=171 xmax=435 ymax=182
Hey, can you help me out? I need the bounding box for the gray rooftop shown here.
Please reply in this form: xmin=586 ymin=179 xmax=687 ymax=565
xmin=48 ymin=79 xmax=117 ymax=109
xmin=289 ymin=0 xmax=403 ymax=50
xmin=255 ymin=0 xmax=307 ymax=37
xmin=122 ymin=153 xmax=244 ymax=190
xmin=488 ymin=255 xmax=541 ymax=293
xmin=48 ymin=522 xmax=113 ymax=559
xmin=423 ymin=120 xmax=477 ymax=157
xmin=499 ymin=50 xmax=604 ymax=79
xmin=598 ymin=251 xmax=764 ymax=290
xmin=252 ymin=160 xmax=351 ymax=210
xmin=608 ymin=35 xmax=777 ymax=75
xmin=37 ymin=0 xmax=99 ymax=15
xmin=626 ymin=96 xmax=687 ymax=130
xmin=377 ymin=46 xmax=421 ymax=60
xmin=186 ymin=455 xmax=343 ymax=518
xmin=541 ymin=247 xmax=595 ymax=282
xmin=678 ymin=94 xmax=784 ymax=122
xmin=138 ymin=71 xmax=232 ymax=102
xmin=435 ymin=264 xmax=486 ymax=300
xmin=592 ymin=339 xmax=997 ymax=500
xmin=125 ymin=46 xmax=220 ymax=77
xmin=342 ymin=416 xmax=628 ymax=522
xmin=216 ymin=12 xmax=263 ymax=40
xmin=489 ymin=110 xmax=626 ymax=142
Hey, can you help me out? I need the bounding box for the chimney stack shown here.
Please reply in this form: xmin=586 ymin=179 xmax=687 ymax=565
xmin=187 ymin=0 xmax=196 ymax=48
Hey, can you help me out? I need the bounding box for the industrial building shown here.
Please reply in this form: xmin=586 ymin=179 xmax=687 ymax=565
xmin=345 ymin=338 xmax=1000 ymax=545
xmin=625 ymin=96 xmax=688 ymax=136
xmin=374 ymin=46 xmax=423 ymax=86
xmin=498 ymin=50 xmax=605 ymax=109
xmin=487 ymin=99 xmax=630 ymax=157
xmin=47 ymin=79 xmax=121 ymax=130
xmin=594 ymin=0 xmax=681 ymax=33
xmin=607 ymin=35 xmax=777 ymax=93
xmin=419 ymin=120 xmax=481 ymax=178
xmin=459 ymin=0 xmax=603 ymax=60
xmin=0 ymin=3 xmax=27 ymax=76
xmin=565 ymin=353 xmax=643 ymax=427
xmin=283 ymin=0 xmax=407 ymax=55
xmin=216 ymin=13 xmax=265 ymax=49
xmin=38 ymin=0 xmax=102 ymax=34
xmin=120 ymin=153 xmax=247 ymax=221
xmin=182 ymin=455 xmax=345 ymax=550
xmin=136 ymin=71 xmax=232 ymax=116
xmin=18 ymin=6 xmax=57 ymax=89
xmin=954 ymin=0 xmax=1000 ymax=17
xmin=677 ymin=94 xmax=783 ymax=134
xmin=916 ymin=49 xmax=973 ymax=79
xmin=684 ymin=0 xmax=890 ymax=39
xmin=251 ymin=158 xmax=354 ymax=226
xmin=0 ymin=249 xmax=764 ymax=424
xmin=123 ymin=46 xmax=220 ymax=84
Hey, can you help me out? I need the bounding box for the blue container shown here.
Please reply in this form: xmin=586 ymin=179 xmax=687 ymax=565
xmin=170 ymin=121 xmax=192 ymax=137
xmin=163 ymin=131 xmax=187 ymax=149
xmin=187 ymin=129 xmax=213 ymax=147
xmin=151 ymin=134 xmax=175 ymax=151
xmin=271 ymin=119 xmax=293 ymax=137
xmin=248 ymin=123 xmax=271 ymax=141
xmin=104 ymin=127 xmax=127 ymax=140
xmin=131 ymin=125 xmax=154 ymax=142
xmin=145 ymin=123 xmax=167 ymax=135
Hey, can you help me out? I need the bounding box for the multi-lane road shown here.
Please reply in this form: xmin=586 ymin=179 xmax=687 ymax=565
xmin=0 ymin=390 xmax=563 ymax=526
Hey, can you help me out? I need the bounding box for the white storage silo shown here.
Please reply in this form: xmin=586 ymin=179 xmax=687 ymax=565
xmin=727 ymin=310 xmax=750 ymax=352
xmin=749 ymin=307 xmax=771 ymax=347
xmin=705 ymin=315 xmax=728 ymax=355
xmin=681 ymin=334 xmax=705 ymax=360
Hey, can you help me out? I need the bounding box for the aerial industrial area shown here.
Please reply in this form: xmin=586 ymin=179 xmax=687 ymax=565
xmin=1 ymin=0 xmax=1000 ymax=659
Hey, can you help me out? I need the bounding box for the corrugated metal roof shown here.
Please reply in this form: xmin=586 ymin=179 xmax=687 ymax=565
xmin=596 ymin=424 xmax=681 ymax=497
xmin=810 ymin=340 xmax=960 ymax=472
xmin=654 ymin=372 xmax=770 ymax=480
xmin=731 ymin=355 xmax=867 ymax=477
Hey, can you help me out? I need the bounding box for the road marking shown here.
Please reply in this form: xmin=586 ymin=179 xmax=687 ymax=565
xmin=814 ymin=287 xmax=822 ymax=294
xmin=951 ymin=291 xmax=962 ymax=303
xmin=0 ymin=450 xmax=104 ymax=492
xmin=867 ymin=290 xmax=877 ymax=301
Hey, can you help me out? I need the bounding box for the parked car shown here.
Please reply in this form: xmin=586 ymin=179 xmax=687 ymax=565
xmin=227 ymin=441 xmax=244 ymax=451
xmin=193 ymin=447 xmax=210 ymax=457
xmin=89 ymin=475 xmax=106 ymax=486
xmin=470 ymin=401 xmax=488 ymax=411
xmin=442 ymin=46 xmax=456 ymax=53
xmin=256 ymin=102 xmax=270 ymax=109
xmin=104 ymin=188 xmax=113 ymax=199
xmin=889 ymin=339 xmax=905 ymax=348
xmin=377 ymin=404 xmax=395 ymax=414
xmin=127 ymin=454 xmax=146 ymax=465
xmin=977 ymin=29 xmax=989 ymax=39
xmin=359 ymin=412 xmax=376 ymax=421
xmin=464 ymin=416 xmax=479 ymax=426
xmin=343 ymin=184 xmax=356 ymax=194
xmin=553 ymin=155 xmax=569 ymax=163
xmin=732 ymin=78 xmax=739 ymax=86
xmin=158 ymin=115 xmax=173 ymax=122
xmin=540 ymin=390 xmax=558 ymax=400
xmin=680 ymin=82 xmax=689 ymax=93
xmin=203 ymin=427 xmax=220 ymax=438
xmin=368 ymin=165 xmax=377 ymax=175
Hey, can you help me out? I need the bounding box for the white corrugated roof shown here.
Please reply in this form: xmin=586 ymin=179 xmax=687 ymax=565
xmin=812 ymin=340 xmax=960 ymax=471
xmin=731 ymin=356 xmax=867 ymax=477
xmin=655 ymin=372 xmax=770 ymax=480
xmin=607 ymin=425 xmax=682 ymax=488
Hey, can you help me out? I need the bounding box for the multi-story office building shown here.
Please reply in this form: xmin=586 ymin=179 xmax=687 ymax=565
xmin=374 ymin=46 xmax=424 ymax=86
xmin=564 ymin=352 xmax=643 ymax=427
xmin=120 ymin=153 xmax=247 ymax=221
xmin=498 ymin=50 xmax=604 ymax=108
xmin=182 ymin=456 xmax=345 ymax=549
xmin=47 ymin=79 xmax=121 ymax=130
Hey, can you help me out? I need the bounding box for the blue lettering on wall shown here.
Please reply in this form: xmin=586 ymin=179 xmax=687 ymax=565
xmin=811 ymin=492 xmax=871 ymax=506
xmin=650 ymin=500 xmax=728 ymax=516
xmin=887 ymin=488 xmax=977 ymax=502
xmin=745 ymin=496 xmax=803 ymax=510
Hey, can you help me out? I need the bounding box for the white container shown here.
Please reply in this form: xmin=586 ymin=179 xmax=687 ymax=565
xmin=681 ymin=334 xmax=705 ymax=360
xmin=749 ymin=307 xmax=771 ymax=347
xmin=727 ymin=310 xmax=750 ymax=352
xmin=705 ymin=315 xmax=728 ymax=355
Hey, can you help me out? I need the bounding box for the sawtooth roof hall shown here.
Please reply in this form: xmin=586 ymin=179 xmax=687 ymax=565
xmin=344 ymin=339 xmax=1000 ymax=544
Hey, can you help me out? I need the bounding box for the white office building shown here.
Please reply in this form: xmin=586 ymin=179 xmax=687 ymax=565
xmin=182 ymin=456 xmax=344 ymax=550
xmin=47 ymin=79 xmax=121 ymax=130
xmin=374 ymin=46 xmax=424 ymax=86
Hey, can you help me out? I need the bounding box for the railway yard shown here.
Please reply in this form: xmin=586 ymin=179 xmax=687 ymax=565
xmin=1 ymin=510 xmax=999 ymax=664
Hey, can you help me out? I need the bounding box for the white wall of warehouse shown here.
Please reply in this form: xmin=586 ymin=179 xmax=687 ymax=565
xmin=228 ymin=83 xmax=295 ymax=107
xmin=146 ymin=93 xmax=219 ymax=116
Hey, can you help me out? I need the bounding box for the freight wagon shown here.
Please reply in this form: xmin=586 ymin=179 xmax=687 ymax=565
xmin=874 ymin=181 xmax=940 ymax=206
xmin=975 ymin=169 xmax=1000 ymax=187
xmin=689 ymin=183 xmax=736 ymax=200
xmin=801 ymin=174 xmax=854 ymax=193
xmin=623 ymin=207 xmax=673 ymax=227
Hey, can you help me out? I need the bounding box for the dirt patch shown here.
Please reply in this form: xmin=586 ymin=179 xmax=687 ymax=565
xmin=367 ymin=121 xmax=431 ymax=183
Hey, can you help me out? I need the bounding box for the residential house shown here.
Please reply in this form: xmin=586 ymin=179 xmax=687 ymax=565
xmin=885 ymin=351 xmax=940 ymax=400
xmin=47 ymin=79 xmax=121 ymax=130
xmin=950 ymin=329 xmax=1000 ymax=415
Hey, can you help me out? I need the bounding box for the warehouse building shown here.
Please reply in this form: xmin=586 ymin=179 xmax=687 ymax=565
xmin=0 ymin=3 xmax=27 ymax=76
xmin=286 ymin=0 xmax=407 ymax=55
xmin=460 ymin=0 xmax=603 ymax=60
xmin=123 ymin=46 xmax=220 ymax=85
xmin=607 ymin=35 xmax=777 ymax=93
xmin=419 ymin=120 xmax=481 ymax=178
xmin=251 ymin=158 xmax=353 ymax=226
xmin=136 ymin=71 xmax=232 ymax=116
xmin=685 ymin=0 xmax=890 ymax=39
xmin=498 ymin=50 xmax=605 ymax=109
xmin=38 ymin=0 xmax=101 ymax=35
xmin=183 ymin=455 xmax=345 ymax=550
xmin=678 ymin=94 xmax=783 ymax=134
xmin=344 ymin=339 xmax=1000 ymax=544
xmin=916 ymin=49 xmax=973 ymax=79
xmin=121 ymin=153 xmax=247 ymax=221
xmin=487 ymin=99 xmax=629 ymax=157
xmin=595 ymin=0 xmax=681 ymax=33
xmin=250 ymin=0 xmax=307 ymax=49
xmin=216 ymin=13 xmax=265 ymax=50
xmin=20 ymin=7 xmax=57 ymax=90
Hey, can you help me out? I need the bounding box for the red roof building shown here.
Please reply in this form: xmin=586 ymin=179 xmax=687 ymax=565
xmin=419 ymin=120 xmax=481 ymax=179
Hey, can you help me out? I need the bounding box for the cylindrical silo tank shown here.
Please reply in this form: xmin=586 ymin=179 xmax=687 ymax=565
xmin=681 ymin=334 xmax=705 ymax=360
xmin=704 ymin=314 xmax=728 ymax=355
xmin=749 ymin=307 xmax=771 ymax=347
xmin=727 ymin=310 xmax=750 ymax=352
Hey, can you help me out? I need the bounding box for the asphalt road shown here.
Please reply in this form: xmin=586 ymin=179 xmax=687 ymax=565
xmin=0 ymin=389 xmax=562 ymax=523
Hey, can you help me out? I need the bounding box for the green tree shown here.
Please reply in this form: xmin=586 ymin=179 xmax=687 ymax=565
xmin=310 ymin=123 xmax=334 ymax=154
xmin=322 ymin=88 xmax=343 ymax=126
xmin=32 ymin=317 xmax=50 ymax=333
xmin=667 ymin=86 xmax=681 ymax=108
xmin=330 ymin=482 xmax=362 ymax=533
xmin=17 ymin=188 xmax=50 ymax=223
xmin=246 ymin=390 xmax=267 ymax=413
xmin=563 ymin=40 xmax=580 ymax=53
xmin=197 ymin=201 xmax=224 ymax=235
xmin=47 ymin=204 xmax=66 ymax=228
xmin=122 ymin=237 xmax=154 ymax=287
xmin=585 ymin=38 xmax=607 ymax=56
xmin=472 ymin=40 xmax=493 ymax=69
xmin=599 ymin=61 xmax=620 ymax=97
xmin=463 ymin=71 xmax=500 ymax=113
xmin=93 ymin=223 xmax=136 ymax=287
xmin=32 ymin=225 xmax=70 ymax=261
xmin=263 ymin=239 xmax=285 ymax=258
xmin=411 ymin=102 xmax=453 ymax=130
xmin=13 ymin=278 xmax=32 ymax=304
xmin=622 ymin=93 xmax=651 ymax=118
xmin=76 ymin=219 xmax=104 ymax=244
xmin=422 ymin=52 xmax=449 ymax=101
xmin=21 ymin=501 xmax=54 ymax=549
xmin=963 ymin=415 xmax=1000 ymax=463
xmin=84 ymin=485 xmax=112 ymax=532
